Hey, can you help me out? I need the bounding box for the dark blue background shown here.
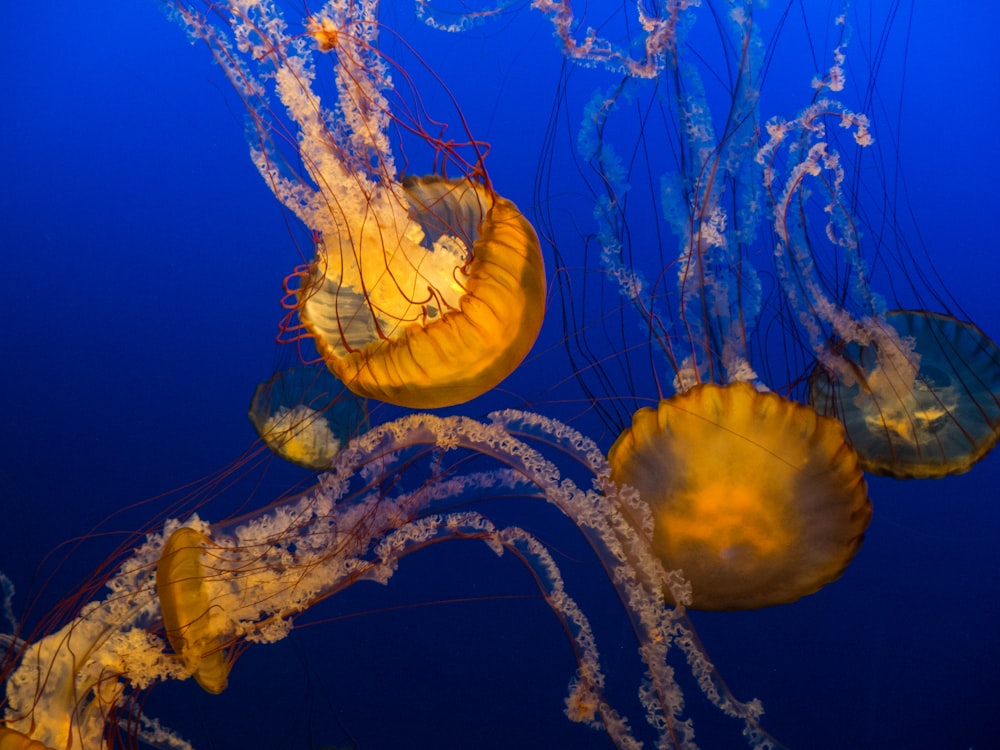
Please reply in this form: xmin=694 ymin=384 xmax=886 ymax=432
xmin=2 ymin=2 xmax=998 ymax=748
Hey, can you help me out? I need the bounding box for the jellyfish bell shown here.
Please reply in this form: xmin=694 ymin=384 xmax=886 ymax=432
xmin=156 ymin=526 xmax=231 ymax=695
xmin=809 ymin=310 xmax=1000 ymax=479
xmin=0 ymin=727 xmax=49 ymax=749
xmin=290 ymin=174 xmax=546 ymax=409
xmin=524 ymin=0 xmax=880 ymax=612
xmin=608 ymin=382 xmax=871 ymax=611
xmin=249 ymin=364 xmax=369 ymax=469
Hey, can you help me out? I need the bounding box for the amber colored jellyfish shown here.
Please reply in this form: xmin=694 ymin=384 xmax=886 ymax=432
xmin=0 ymin=728 xmax=50 ymax=749
xmin=290 ymin=174 xmax=546 ymax=409
xmin=1 ymin=411 xmax=780 ymax=749
xmin=608 ymin=382 xmax=871 ymax=610
xmin=156 ymin=526 xmax=230 ymax=694
xmin=530 ymin=2 xmax=876 ymax=611
xmin=169 ymin=0 xmax=546 ymax=409
xmin=248 ymin=364 xmax=369 ymax=469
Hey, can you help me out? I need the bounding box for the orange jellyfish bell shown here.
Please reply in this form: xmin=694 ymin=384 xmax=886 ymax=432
xmin=292 ymin=175 xmax=545 ymax=409
xmin=156 ymin=526 xmax=230 ymax=694
xmin=0 ymin=728 xmax=51 ymax=749
xmin=810 ymin=310 xmax=1000 ymax=479
xmin=608 ymin=382 xmax=872 ymax=611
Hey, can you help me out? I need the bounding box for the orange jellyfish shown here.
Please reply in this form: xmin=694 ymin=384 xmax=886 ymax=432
xmin=248 ymin=364 xmax=369 ymax=469
xmin=4 ymin=0 xmax=998 ymax=749
xmin=156 ymin=526 xmax=230 ymax=694
xmin=608 ymin=382 xmax=870 ymax=610
xmin=170 ymin=0 xmax=546 ymax=409
xmin=0 ymin=727 xmax=49 ymax=749
xmin=289 ymin=175 xmax=546 ymax=408
xmin=0 ymin=519 xmax=193 ymax=749
xmin=532 ymin=2 xmax=873 ymax=611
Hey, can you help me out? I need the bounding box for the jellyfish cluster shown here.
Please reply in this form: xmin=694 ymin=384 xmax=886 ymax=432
xmin=2 ymin=1 xmax=998 ymax=748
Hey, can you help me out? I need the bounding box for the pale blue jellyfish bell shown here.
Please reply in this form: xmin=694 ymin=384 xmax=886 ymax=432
xmin=248 ymin=364 xmax=369 ymax=470
xmin=809 ymin=310 xmax=1000 ymax=478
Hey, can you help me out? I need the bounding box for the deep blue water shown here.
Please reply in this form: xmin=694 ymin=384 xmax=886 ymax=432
xmin=2 ymin=2 xmax=999 ymax=749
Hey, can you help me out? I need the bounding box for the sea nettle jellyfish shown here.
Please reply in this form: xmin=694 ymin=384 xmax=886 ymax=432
xmin=167 ymin=0 xmax=546 ymax=409
xmin=527 ymin=0 xmax=872 ymax=610
xmin=0 ymin=412 xmax=779 ymax=749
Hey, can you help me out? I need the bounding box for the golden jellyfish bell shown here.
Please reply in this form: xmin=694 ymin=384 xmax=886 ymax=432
xmin=156 ymin=527 xmax=230 ymax=694
xmin=293 ymin=176 xmax=546 ymax=409
xmin=608 ymin=382 xmax=871 ymax=611
xmin=810 ymin=310 xmax=1000 ymax=479
xmin=0 ymin=727 xmax=52 ymax=749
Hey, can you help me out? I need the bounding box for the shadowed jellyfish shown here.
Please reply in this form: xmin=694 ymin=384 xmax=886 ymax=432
xmin=756 ymin=65 xmax=1000 ymax=478
xmin=808 ymin=311 xmax=1000 ymax=478
xmin=169 ymin=0 xmax=546 ymax=409
xmin=248 ymin=364 xmax=369 ymax=469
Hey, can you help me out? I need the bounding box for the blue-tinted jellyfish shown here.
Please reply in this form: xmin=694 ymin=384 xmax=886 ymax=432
xmin=757 ymin=93 xmax=1000 ymax=478
xmin=248 ymin=364 xmax=369 ymax=470
xmin=808 ymin=311 xmax=1000 ymax=478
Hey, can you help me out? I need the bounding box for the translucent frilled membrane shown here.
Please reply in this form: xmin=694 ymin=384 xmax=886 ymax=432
xmin=608 ymin=382 xmax=871 ymax=611
xmin=810 ymin=310 xmax=1000 ymax=479
xmin=290 ymin=175 xmax=546 ymax=408
xmin=0 ymin=521 xmax=199 ymax=750
xmin=248 ymin=365 xmax=369 ymax=470
xmin=168 ymin=0 xmax=545 ymax=409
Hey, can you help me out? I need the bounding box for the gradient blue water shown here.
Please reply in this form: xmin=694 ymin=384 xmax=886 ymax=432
xmin=2 ymin=2 xmax=998 ymax=748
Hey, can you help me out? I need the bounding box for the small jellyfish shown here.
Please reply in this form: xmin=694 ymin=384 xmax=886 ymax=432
xmin=759 ymin=90 xmax=1000 ymax=478
xmin=809 ymin=310 xmax=1000 ymax=478
xmin=248 ymin=365 xmax=369 ymax=470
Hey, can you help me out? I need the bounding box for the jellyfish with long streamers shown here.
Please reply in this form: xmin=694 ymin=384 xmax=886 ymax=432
xmin=1 ymin=411 xmax=776 ymax=749
xmin=168 ymin=0 xmax=546 ymax=408
xmin=756 ymin=24 xmax=1000 ymax=478
xmin=528 ymin=0 xmax=873 ymax=612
